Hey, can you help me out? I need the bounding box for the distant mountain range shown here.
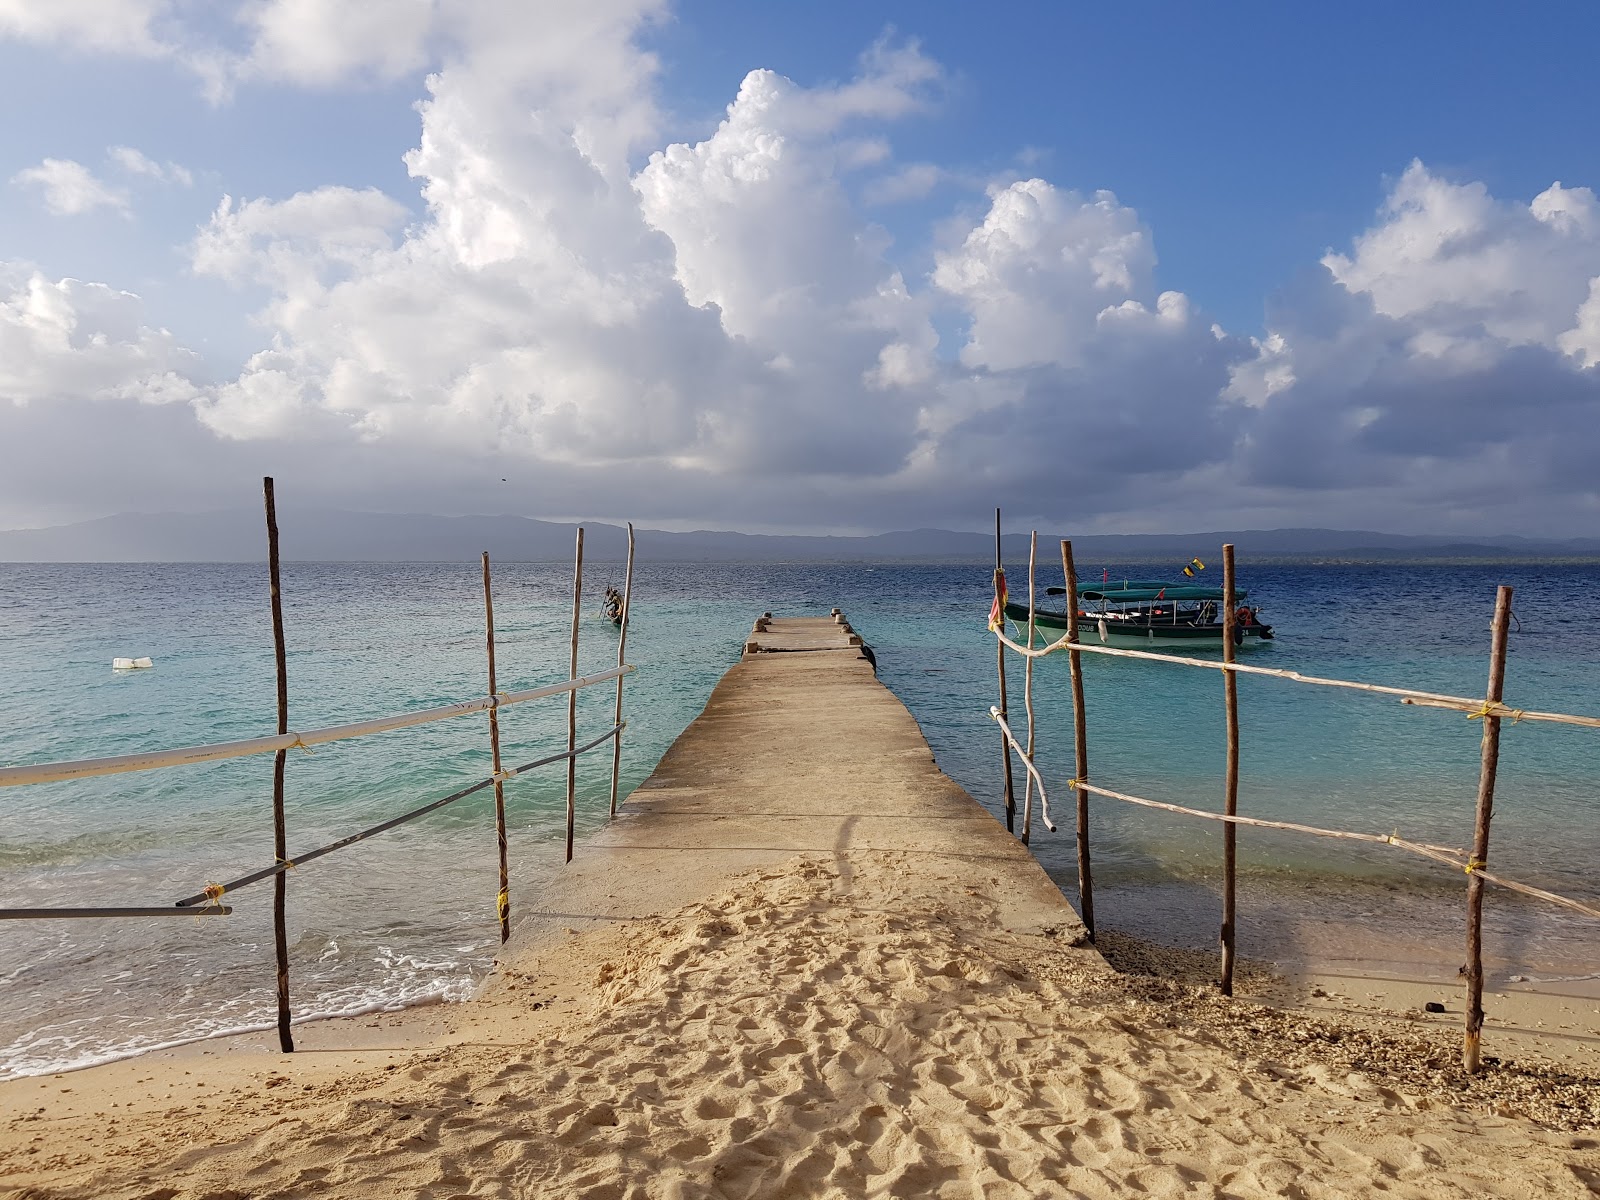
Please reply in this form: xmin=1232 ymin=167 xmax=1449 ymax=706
xmin=1 ymin=510 xmax=1597 ymax=563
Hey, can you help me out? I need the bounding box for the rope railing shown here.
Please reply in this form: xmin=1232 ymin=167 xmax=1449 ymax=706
xmin=994 ymin=626 xmax=1600 ymax=730
xmin=169 ymin=722 xmax=625 ymax=909
xmin=988 ymin=708 xmax=1055 ymax=832
xmin=0 ymin=666 xmax=633 ymax=791
xmin=2 ymin=479 xmax=642 ymax=1060
xmin=986 ymin=519 xmax=1600 ymax=1076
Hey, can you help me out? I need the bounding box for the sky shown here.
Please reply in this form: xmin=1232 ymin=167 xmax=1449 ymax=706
xmin=2 ymin=1 xmax=1599 ymax=537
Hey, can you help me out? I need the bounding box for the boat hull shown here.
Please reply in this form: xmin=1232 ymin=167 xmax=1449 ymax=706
xmin=1005 ymin=604 xmax=1273 ymax=649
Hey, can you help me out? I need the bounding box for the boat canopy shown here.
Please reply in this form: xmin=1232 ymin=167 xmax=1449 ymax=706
xmin=1079 ymin=580 xmax=1247 ymax=603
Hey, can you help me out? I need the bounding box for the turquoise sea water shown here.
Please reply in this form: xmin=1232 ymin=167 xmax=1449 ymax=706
xmin=2 ymin=559 xmax=1598 ymax=1078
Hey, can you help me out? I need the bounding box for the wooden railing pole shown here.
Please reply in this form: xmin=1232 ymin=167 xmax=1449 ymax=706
xmin=1021 ymin=531 xmax=1039 ymax=844
xmin=1465 ymin=584 xmax=1514 ymax=1073
xmin=994 ymin=509 xmax=1016 ymax=833
xmin=1061 ymin=540 xmax=1093 ymax=940
xmin=609 ymin=523 xmax=635 ymax=818
xmin=1220 ymin=543 xmax=1240 ymax=996
xmin=481 ymin=552 xmax=510 ymax=943
xmin=262 ymin=477 xmax=294 ymax=1053
xmin=565 ymin=527 xmax=585 ymax=863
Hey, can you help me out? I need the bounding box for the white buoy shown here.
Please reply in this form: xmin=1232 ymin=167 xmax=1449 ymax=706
xmin=112 ymin=657 xmax=154 ymax=670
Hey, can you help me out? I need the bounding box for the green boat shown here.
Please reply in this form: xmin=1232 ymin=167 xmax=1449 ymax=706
xmin=1004 ymin=579 xmax=1274 ymax=649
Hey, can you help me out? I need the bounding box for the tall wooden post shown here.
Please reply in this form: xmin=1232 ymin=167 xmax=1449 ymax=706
xmin=565 ymin=527 xmax=585 ymax=863
xmin=1021 ymin=532 xmax=1039 ymax=844
xmin=1061 ymin=540 xmax=1094 ymax=940
xmin=1220 ymin=544 xmax=1240 ymax=996
xmin=262 ymin=477 xmax=294 ymax=1053
xmin=481 ymin=552 xmax=510 ymax=943
xmin=609 ymin=523 xmax=636 ymax=818
xmin=1464 ymin=584 xmax=1514 ymax=1072
xmin=994 ymin=509 xmax=1016 ymax=833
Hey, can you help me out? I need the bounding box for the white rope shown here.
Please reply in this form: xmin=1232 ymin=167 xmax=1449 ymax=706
xmin=0 ymin=665 xmax=635 ymax=789
xmin=992 ymin=628 xmax=1600 ymax=730
xmin=988 ymin=707 xmax=1056 ymax=832
xmin=1069 ymin=779 xmax=1600 ymax=923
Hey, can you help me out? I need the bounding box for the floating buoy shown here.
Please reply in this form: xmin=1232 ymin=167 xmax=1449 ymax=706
xmin=112 ymin=657 xmax=154 ymax=670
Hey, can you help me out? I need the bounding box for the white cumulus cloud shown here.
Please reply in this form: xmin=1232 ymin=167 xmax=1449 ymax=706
xmin=108 ymin=145 xmax=193 ymax=187
xmin=13 ymin=158 xmax=129 ymax=216
xmin=2 ymin=4 xmax=1599 ymax=537
xmin=0 ymin=0 xmax=171 ymax=56
xmin=0 ymin=270 xmax=198 ymax=406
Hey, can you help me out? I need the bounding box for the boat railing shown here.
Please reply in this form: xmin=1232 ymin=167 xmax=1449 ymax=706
xmin=989 ymin=526 xmax=1599 ymax=1076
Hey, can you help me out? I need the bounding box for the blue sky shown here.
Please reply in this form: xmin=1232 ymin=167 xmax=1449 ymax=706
xmin=648 ymin=2 xmax=1600 ymax=332
xmin=2 ymin=1 xmax=1599 ymax=536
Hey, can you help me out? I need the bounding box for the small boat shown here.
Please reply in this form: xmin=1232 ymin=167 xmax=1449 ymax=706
xmin=1005 ymin=579 xmax=1274 ymax=648
xmin=601 ymin=586 xmax=624 ymax=626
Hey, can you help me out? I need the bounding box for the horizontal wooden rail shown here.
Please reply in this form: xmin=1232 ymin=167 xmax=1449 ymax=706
xmin=0 ymin=906 xmax=233 ymax=920
xmin=0 ymin=666 xmax=634 ymax=790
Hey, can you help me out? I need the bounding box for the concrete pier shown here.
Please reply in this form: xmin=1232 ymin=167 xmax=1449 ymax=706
xmin=505 ymin=612 xmax=1087 ymax=955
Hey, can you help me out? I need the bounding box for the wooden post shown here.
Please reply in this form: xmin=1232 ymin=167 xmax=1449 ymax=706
xmin=262 ymin=477 xmax=294 ymax=1053
xmin=565 ymin=527 xmax=584 ymax=863
xmin=1021 ymin=531 xmax=1039 ymax=844
xmin=1220 ymin=543 xmax=1240 ymax=996
xmin=1464 ymin=584 xmax=1514 ymax=1073
xmin=609 ymin=522 xmax=636 ymax=818
xmin=994 ymin=509 xmax=1016 ymax=833
xmin=1060 ymin=540 xmax=1094 ymax=940
xmin=481 ymin=552 xmax=510 ymax=944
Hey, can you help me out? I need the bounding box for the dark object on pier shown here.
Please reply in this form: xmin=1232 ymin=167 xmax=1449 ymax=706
xmin=858 ymin=642 xmax=877 ymax=674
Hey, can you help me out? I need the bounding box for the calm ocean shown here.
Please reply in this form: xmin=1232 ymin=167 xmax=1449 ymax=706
xmin=2 ymin=558 xmax=1598 ymax=1078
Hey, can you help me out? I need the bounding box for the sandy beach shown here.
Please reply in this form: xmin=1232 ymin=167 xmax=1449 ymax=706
xmin=4 ymin=632 xmax=1598 ymax=1198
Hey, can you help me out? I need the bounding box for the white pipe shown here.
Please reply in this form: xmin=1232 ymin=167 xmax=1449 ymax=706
xmin=0 ymin=665 xmax=633 ymax=789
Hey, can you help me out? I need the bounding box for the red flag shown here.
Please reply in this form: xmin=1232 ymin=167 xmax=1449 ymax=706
xmin=1156 ymin=587 xmax=1166 ymax=600
xmin=988 ymin=569 xmax=1008 ymax=632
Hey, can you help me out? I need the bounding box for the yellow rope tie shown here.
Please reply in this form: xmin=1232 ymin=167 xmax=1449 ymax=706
xmin=276 ymin=858 xmax=296 ymax=871
xmin=1466 ymin=703 xmax=1525 ymax=724
xmin=287 ymin=734 xmax=314 ymax=754
xmin=1465 ymin=859 xmax=1486 ymax=874
xmin=497 ymin=888 xmax=509 ymax=921
xmin=1065 ymin=779 xmax=1081 ymax=790
xmin=202 ymin=882 xmax=226 ymax=908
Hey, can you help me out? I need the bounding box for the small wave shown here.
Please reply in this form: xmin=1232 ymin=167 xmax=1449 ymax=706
xmin=0 ymin=969 xmax=482 ymax=1081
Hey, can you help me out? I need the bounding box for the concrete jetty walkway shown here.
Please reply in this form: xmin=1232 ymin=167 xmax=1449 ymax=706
xmin=503 ymin=613 xmax=1088 ymax=953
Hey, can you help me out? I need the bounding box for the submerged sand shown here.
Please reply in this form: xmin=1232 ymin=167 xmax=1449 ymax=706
xmin=3 ymin=626 xmax=1597 ymax=1197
